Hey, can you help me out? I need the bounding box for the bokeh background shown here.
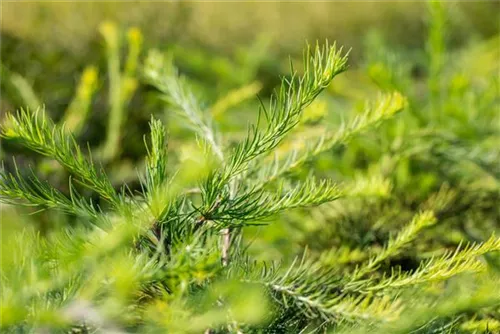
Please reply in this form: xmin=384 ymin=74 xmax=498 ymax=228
xmin=2 ymin=1 xmax=499 ymax=113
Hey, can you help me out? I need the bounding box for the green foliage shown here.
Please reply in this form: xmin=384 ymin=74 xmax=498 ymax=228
xmin=1 ymin=3 xmax=499 ymax=333
xmin=2 ymin=110 xmax=118 ymax=207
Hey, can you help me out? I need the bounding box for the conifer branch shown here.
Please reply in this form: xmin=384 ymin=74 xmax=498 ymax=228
xmin=352 ymin=211 xmax=437 ymax=280
xmin=362 ymin=276 xmax=500 ymax=334
xmin=250 ymin=92 xmax=406 ymax=189
xmin=1 ymin=108 xmax=119 ymax=207
xmin=217 ymin=178 xmax=343 ymax=224
xmin=196 ymin=174 xmax=391 ymax=230
xmin=144 ymin=50 xmax=224 ymax=161
xmin=143 ymin=117 xmax=170 ymax=220
xmin=356 ymin=235 xmax=500 ymax=293
xmin=195 ymin=42 xmax=349 ymax=227
xmin=145 ymin=52 xmax=231 ymax=262
xmin=237 ymin=258 xmax=401 ymax=324
xmin=222 ymin=43 xmax=348 ymax=183
xmin=0 ymin=166 xmax=100 ymax=222
xmin=144 ymin=117 xmax=169 ymax=192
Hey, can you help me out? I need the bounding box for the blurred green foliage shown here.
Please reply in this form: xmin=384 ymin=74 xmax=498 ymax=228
xmin=1 ymin=1 xmax=500 ymax=333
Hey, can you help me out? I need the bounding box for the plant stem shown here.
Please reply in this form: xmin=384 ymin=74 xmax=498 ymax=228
xmin=222 ymin=228 xmax=231 ymax=266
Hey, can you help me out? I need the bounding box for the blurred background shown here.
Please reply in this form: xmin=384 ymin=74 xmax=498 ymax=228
xmin=1 ymin=1 xmax=499 ymax=113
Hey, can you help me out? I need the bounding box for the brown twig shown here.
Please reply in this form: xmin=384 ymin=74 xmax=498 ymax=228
xmin=221 ymin=227 xmax=231 ymax=266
